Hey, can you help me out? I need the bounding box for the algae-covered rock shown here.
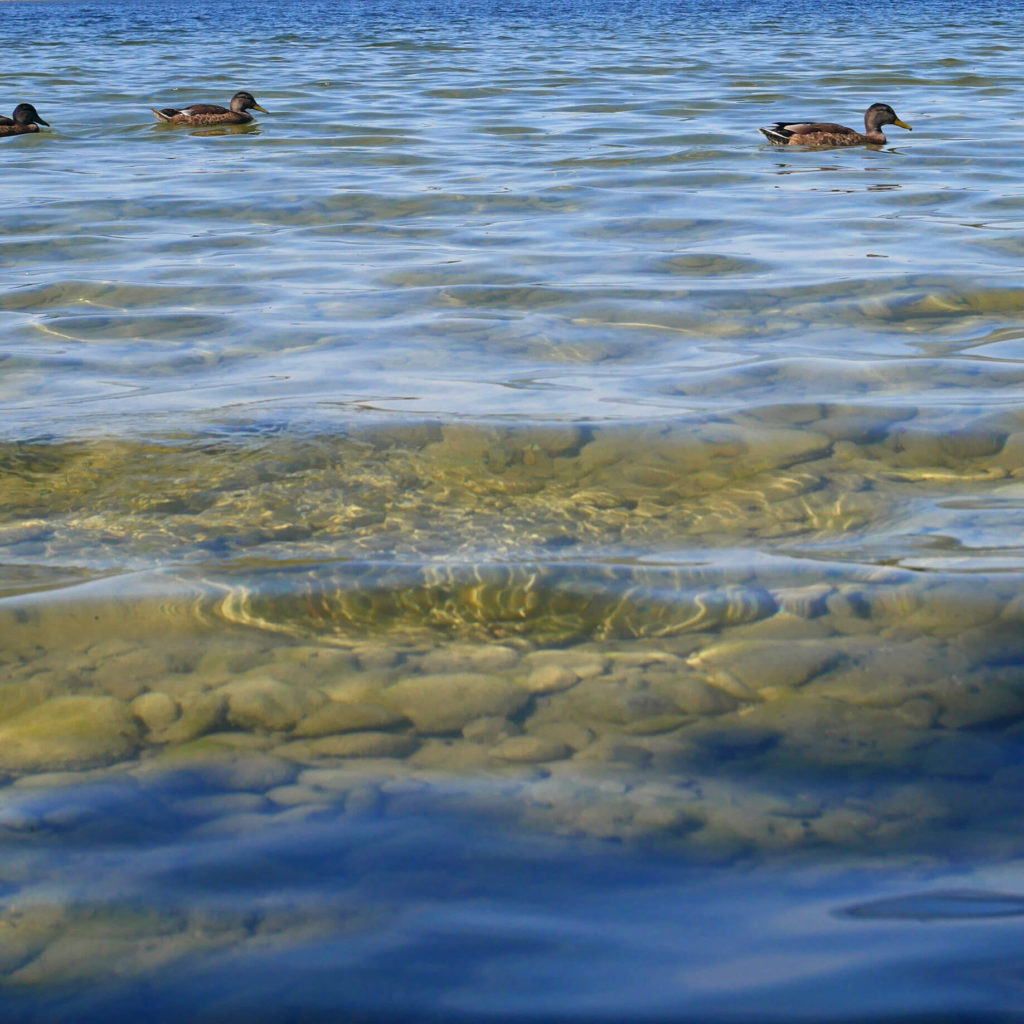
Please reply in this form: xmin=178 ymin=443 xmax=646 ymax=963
xmin=265 ymin=785 xmax=336 ymax=807
xmin=6 ymin=905 xmax=247 ymax=986
xmin=621 ymin=714 xmax=690 ymax=735
xmin=577 ymin=423 xmax=830 ymax=496
xmin=407 ymin=738 xmax=493 ymax=773
xmin=523 ymin=664 xmax=579 ymax=694
xmin=221 ymin=676 xmax=326 ymax=732
xmin=490 ymin=736 xmax=570 ymax=763
xmin=572 ymin=737 xmax=652 ymax=769
xmin=993 ymin=431 xmax=1024 ymax=473
xmin=811 ymin=639 xmax=962 ymax=709
xmin=543 ymin=679 xmax=678 ymax=725
xmin=0 ymin=678 xmax=57 ymax=726
xmin=886 ymin=424 xmax=1007 ymax=464
xmin=810 ymin=409 xmax=902 ymax=445
xmin=140 ymin=740 xmax=296 ymax=791
xmin=808 ymin=806 xmax=877 ymax=846
xmin=130 ymin=692 xmax=180 ymax=733
xmin=0 ymin=696 xmax=139 ymax=773
xmin=301 ymin=732 xmax=419 ymax=759
xmin=906 ymin=582 xmax=1006 ymax=635
xmin=895 ymin=697 xmax=939 ymax=728
xmin=735 ymin=695 xmax=927 ymax=771
xmin=382 ymin=673 xmax=530 ymax=734
xmin=419 ymin=643 xmax=520 ymax=674
xmin=174 ymin=792 xmax=267 ymax=819
xmin=462 ymin=716 xmax=521 ymax=744
xmin=687 ymin=640 xmax=838 ymax=698
xmin=0 ymin=905 xmax=67 ymax=975
xmin=693 ymin=787 xmax=814 ymax=853
xmin=652 ymin=676 xmax=738 ymax=715
xmin=526 ymin=721 xmax=594 ymax=752
xmin=775 ymin=586 xmax=833 ymax=620
xmin=522 ymin=650 xmax=608 ymax=680
xmin=351 ymin=642 xmax=403 ymax=671
xmin=933 ymin=675 xmax=1024 ymax=730
xmin=292 ymin=702 xmax=407 ymax=738
xmin=297 ymin=767 xmax=371 ymax=793
xmin=152 ymin=691 xmax=226 ymax=745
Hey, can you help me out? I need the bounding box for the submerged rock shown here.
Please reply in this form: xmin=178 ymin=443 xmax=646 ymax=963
xmin=151 ymin=692 xmax=226 ymax=745
xmin=687 ymin=639 xmax=838 ymax=698
xmin=653 ymin=676 xmax=739 ymax=715
xmin=221 ymin=676 xmax=326 ymax=732
xmin=130 ymin=692 xmax=180 ymax=733
xmin=0 ymin=696 xmax=139 ymax=773
xmin=523 ymin=663 xmax=580 ymax=694
xmin=292 ymin=702 xmax=407 ymax=738
xmin=542 ymin=679 xmax=679 ymax=726
xmin=382 ymin=673 xmax=530 ymax=734
xmin=490 ymin=736 xmax=571 ymax=763
xmin=299 ymin=732 xmax=419 ymax=759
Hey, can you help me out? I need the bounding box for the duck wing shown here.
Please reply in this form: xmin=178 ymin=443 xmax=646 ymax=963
xmin=759 ymin=120 xmax=860 ymax=144
xmin=786 ymin=121 xmax=855 ymax=136
xmin=179 ymin=103 xmax=230 ymax=116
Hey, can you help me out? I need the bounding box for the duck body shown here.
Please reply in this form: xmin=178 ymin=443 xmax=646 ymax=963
xmin=0 ymin=103 xmax=49 ymax=137
xmin=152 ymin=91 xmax=267 ymax=126
xmin=759 ymin=102 xmax=911 ymax=146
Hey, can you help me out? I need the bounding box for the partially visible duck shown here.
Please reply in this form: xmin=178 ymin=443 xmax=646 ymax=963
xmin=759 ymin=102 xmax=912 ymax=146
xmin=0 ymin=103 xmax=50 ymax=138
xmin=151 ymin=91 xmax=268 ymax=126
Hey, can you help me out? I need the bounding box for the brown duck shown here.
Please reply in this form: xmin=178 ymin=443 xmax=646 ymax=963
xmin=759 ymin=103 xmax=912 ymax=146
xmin=0 ymin=103 xmax=49 ymax=138
xmin=151 ymin=91 xmax=268 ymax=126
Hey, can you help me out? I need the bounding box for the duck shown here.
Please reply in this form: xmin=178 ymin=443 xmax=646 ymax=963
xmin=0 ymin=103 xmax=49 ymax=137
xmin=151 ymin=91 xmax=268 ymax=126
xmin=759 ymin=103 xmax=912 ymax=146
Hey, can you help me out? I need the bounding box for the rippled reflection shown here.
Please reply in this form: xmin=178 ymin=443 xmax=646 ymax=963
xmin=3 ymin=0 xmax=1024 ymax=1018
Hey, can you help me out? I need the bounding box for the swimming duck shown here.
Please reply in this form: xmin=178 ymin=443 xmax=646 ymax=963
xmin=759 ymin=103 xmax=912 ymax=146
xmin=0 ymin=103 xmax=49 ymax=137
xmin=151 ymin=91 xmax=268 ymax=126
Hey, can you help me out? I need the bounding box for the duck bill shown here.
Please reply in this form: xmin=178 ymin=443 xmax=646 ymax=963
xmin=251 ymin=104 xmax=269 ymax=114
xmin=893 ymin=118 xmax=912 ymax=131
xmin=36 ymin=117 xmax=50 ymax=127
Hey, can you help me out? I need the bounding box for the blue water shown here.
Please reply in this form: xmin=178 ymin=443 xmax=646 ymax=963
xmin=3 ymin=0 xmax=1024 ymax=1019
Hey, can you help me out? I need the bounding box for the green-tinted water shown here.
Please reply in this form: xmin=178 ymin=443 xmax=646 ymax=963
xmin=3 ymin=0 xmax=1024 ymax=1019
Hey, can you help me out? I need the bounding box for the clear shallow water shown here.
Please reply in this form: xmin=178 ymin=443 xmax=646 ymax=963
xmin=3 ymin=0 xmax=1024 ymax=1019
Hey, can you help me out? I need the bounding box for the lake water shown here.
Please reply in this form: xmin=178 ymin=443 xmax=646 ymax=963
xmin=3 ymin=0 xmax=1024 ymax=1019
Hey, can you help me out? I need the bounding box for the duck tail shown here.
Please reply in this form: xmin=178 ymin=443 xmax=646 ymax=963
xmin=151 ymin=107 xmax=178 ymax=123
xmin=758 ymin=125 xmax=792 ymax=145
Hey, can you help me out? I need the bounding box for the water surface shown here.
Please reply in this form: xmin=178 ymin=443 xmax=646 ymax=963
xmin=3 ymin=0 xmax=1024 ymax=1019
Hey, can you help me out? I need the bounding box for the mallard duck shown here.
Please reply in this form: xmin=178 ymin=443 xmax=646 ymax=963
xmin=0 ymin=103 xmax=49 ymax=137
xmin=151 ymin=91 xmax=268 ymax=126
xmin=759 ymin=103 xmax=912 ymax=146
